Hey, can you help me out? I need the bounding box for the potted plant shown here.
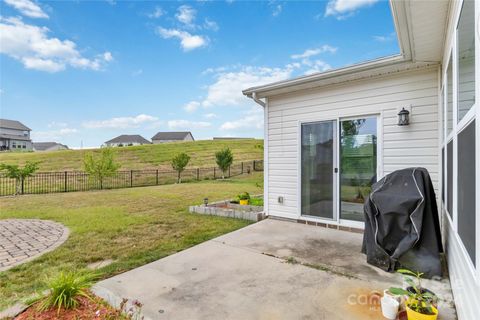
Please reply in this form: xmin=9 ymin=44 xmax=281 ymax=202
xmin=380 ymin=289 xmax=400 ymax=320
xmin=389 ymin=269 xmax=438 ymax=320
xmin=238 ymin=192 xmax=250 ymax=205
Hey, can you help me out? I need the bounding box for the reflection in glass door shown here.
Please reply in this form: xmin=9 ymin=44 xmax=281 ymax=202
xmin=301 ymin=121 xmax=336 ymax=219
xmin=339 ymin=117 xmax=377 ymax=222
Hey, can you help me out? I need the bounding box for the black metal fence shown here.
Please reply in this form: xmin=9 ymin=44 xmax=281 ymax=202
xmin=0 ymin=160 xmax=264 ymax=196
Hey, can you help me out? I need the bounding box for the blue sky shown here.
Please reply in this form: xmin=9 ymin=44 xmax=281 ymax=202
xmin=0 ymin=0 xmax=399 ymax=148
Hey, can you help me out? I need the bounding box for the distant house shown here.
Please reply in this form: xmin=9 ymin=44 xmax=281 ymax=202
xmin=104 ymin=134 xmax=151 ymax=147
xmin=33 ymin=142 xmax=69 ymax=152
xmin=0 ymin=119 xmax=33 ymax=151
xmin=151 ymin=132 xmax=194 ymax=144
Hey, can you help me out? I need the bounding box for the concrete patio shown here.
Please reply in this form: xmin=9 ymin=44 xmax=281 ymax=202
xmin=93 ymin=219 xmax=456 ymax=320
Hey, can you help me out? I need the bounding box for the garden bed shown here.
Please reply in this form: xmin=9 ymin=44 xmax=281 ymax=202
xmin=189 ymin=195 xmax=264 ymax=222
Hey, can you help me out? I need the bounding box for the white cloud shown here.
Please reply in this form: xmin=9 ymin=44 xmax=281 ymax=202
xmin=220 ymin=107 xmax=263 ymax=131
xmin=176 ymin=5 xmax=196 ymax=26
xmin=156 ymin=27 xmax=208 ymax=51
xmin=203 ymin=113 xmax=217 ymax=119
xmin=4 ymin=0 xmax=48 ymax=19
xmin=83 ymin=114 xmax=159 ymax=129
xmin=325 ymin=0 xmax=379 ymax=19
xmin=291 ymin=45 xmax=337 ymax=59
xmin=184 ymin=101 xmax=200 ymax=113
xmin=204 ymin=18 xmax=219 ymax=31
xmin=272 ymin=4 xmax=282 ymax=17
xmin=0 ymin=17 xmax=112 ymax=72
xmin=32 ymin=127 xmax=78 ymax=141
xmin=373 ymin=32 xmax=396 ymax=42
xmin=304 ymin=60 xmax=332 ymax=75
xmin=167 ymin=120 xmax=211 ymax=130
xmin=148 ymin=6 xmax=165 ymax=19
xmin=202 ymin=65 xmax=295 ymax=108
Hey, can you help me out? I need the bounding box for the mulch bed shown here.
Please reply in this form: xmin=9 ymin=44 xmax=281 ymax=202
xmin=15 ymin=293 xmax=126 ymax=320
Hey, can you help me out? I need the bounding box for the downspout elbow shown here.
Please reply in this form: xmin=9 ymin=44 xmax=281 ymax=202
xmin=251 ymin=92 xmax=266 ymax=108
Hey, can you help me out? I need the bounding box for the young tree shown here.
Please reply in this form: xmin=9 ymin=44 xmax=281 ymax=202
xmin=215 ymin=147 xmax=234 ymax=179
xmin=83 ymin=148 xmax=120 ymax=189
xmin=171 ymin=153 xmax=190 ymax=183
xmin=0 ymin=161 xmax=39 ymax=195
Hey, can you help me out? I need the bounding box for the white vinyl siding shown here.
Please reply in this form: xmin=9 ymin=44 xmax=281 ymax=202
xmin=266 ymin=67 xmax=439 ymax=219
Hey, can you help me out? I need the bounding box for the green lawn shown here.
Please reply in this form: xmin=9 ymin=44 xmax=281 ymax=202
xmin=0 ymin=139 xmax=263 ymax=171
xmin=0 ymin=172 xmax=263 ymax=310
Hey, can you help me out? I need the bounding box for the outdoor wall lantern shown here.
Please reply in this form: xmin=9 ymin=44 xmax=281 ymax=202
xmin=204 ymin=198 xmax=209 ymax=206
xmin=398 ymin=107 xmax=410 ymax=126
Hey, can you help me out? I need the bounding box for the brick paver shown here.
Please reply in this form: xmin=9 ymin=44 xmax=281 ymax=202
xmin=0 ymin=219 xmax=69 ymax=272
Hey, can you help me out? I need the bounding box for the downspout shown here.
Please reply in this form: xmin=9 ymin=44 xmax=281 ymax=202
xmin=251 ymin=92 xmax=266 ymax=108
xmin=248 ymin=91 xmax=268 ymax=218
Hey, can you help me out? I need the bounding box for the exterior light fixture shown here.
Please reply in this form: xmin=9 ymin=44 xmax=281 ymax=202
xmin=398 ymin=107 xmax=410 ymax=126
xmin=204 ymin=197 xmax=209 ymax=206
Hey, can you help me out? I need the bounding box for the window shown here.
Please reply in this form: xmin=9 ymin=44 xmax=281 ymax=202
xmin=446 ymin=141 xmax=453 ymax=218
xmin=457 ymin=120 xmax=476 ymax=265
xmin=457 ymin=0 xmax=476 ymax=122
xmin=441 ymin=147 xmax=445 ymax=203
xmin=12 ymin=141 xmax=16 ymax=149
xmin=446 ymin=57 xmax=453 ymax=135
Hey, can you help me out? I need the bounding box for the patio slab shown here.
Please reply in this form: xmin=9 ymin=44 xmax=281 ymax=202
xmin=93 ymin=219 xmax=456 ymax=320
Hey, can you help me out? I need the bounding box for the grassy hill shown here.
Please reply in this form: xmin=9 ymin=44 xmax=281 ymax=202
xmin=0 ymin=139 xmax=264 ymax=171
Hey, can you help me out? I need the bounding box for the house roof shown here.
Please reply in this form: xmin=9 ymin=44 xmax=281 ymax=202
xmin=243 ymin=0 xmax=449 ymax=99
xmin=33 ymin=142 xmax=68 ymax=150
xmin=105 ymin=134 xmax=151 ymax=144
xmin=0 ymin=133 xmax=32 ymax=141
xmin=0 ymin=119 xmax=31 ymax=131
xmin=151 ymin=132 xmax=194 ymax=141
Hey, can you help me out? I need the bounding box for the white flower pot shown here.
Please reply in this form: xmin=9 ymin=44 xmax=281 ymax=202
xmin=381 ymin=295 xmax=400 ymax=319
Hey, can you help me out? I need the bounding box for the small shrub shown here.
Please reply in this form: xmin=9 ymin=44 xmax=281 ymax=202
xmin=38 ymin=271 xmax=95 ymax=313
xmin=237 ymin=192 xmax=250 ymax=201
xmin=249 ymin=197 xmax=264 ymax=206
xmin=215 ymin=147 xmax=233 ymax=179
xmin=171 ymin=152 xmax=190 ymax=183
xmin=84 ymin=148 xmax=120 ymax=189
xmin=0 ymin=161 xmax=40 ymax=195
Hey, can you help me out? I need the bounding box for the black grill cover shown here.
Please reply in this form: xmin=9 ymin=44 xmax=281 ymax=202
xmin=361 ymin=167 xmax=443 ymax=278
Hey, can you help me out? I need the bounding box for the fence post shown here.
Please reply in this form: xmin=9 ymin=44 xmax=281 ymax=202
xmin=213 ymin=167 xmax=216 ymax=179
xmin=64 ymin=171 xmax=67 ymax=192
xmin=130 ymin=170 xmax=133 ymax=187
xmin=196 ymin=168 xmax=200 ymax=181
xmin=156 ymin=170 xmax=159 ymax=185
xmin=21 ymin=177 xmax=24 ymax=195
xmin=241 ymin=162 xmax=244 ymax=174
xmin=253 ymin=160 xmax=256 ymax=172
xmin=228 ymin=166 xmax=231 ymax=178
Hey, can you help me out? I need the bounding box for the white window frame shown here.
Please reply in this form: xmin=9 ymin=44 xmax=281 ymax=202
xmin=441 ymin=0 xmax=479 ymax=281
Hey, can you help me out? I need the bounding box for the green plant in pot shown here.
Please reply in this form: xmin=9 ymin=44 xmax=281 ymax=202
xmin=389 ymin=269 xmax=438 ymax=320
xmin=238 ymin=192 xmax=250 ymax=205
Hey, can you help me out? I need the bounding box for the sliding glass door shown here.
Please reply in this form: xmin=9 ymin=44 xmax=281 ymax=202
xmin=339 ymin=117 xmax=377 ymax=222
xmin=301 ymin=116 xmax=377 ymax=223
xmin=301 ymin=121 xmax=336 ymax=219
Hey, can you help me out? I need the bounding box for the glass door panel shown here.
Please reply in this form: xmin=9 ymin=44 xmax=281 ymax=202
xmin=301 ymin=121 xmax=336 ymax=219
xmin=340 ymin=117 xmax=377 ymax=222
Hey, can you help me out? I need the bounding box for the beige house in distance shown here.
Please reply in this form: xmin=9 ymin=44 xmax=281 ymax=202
xmin=151 ymin=132 xmax=194 ymax=144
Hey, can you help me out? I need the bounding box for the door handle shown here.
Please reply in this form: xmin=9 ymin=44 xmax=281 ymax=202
xmin=334 ymin=168 xmax=338 ymax=173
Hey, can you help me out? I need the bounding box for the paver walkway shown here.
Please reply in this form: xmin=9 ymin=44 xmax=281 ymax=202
xmin=0 ymin=219 xmax=69 ymax=272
